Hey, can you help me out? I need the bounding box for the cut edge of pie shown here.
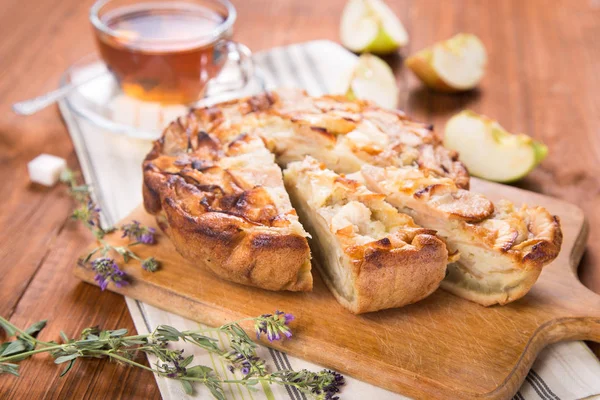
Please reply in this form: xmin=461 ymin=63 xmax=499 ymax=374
xmin=361 ymin=164 xmax=563 ymax=306
xmin=284 ymin=157 xmax=448 ymax=313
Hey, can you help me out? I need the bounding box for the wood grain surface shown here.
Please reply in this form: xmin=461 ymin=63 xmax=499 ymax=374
xmin=74 ymin=179 xmax=600 ymax=400
xmin=1 ymin=0 xmax=600 ymax=399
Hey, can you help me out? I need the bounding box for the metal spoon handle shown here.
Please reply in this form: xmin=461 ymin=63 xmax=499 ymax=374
xmin=12 ymin=71 xmax=107 ymax=116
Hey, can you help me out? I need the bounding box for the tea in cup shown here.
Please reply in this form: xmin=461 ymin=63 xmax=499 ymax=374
xmin=90 ymin=0 xmax=252 ymax=104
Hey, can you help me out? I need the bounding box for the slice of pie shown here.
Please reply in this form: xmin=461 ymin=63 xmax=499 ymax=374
xmin=361 ymin=164 xmax=562 ymax=305
xmin=284 ymin=157 xmax=448 ymax=313
xmin=143 ymin=113 xmax=312 ymax=291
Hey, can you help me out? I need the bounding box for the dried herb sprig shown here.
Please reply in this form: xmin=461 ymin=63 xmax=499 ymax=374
xmin=0 ymin=312 xmax=344 ymax=399
xmin=60 ymin=168 xmax=160 ymax=288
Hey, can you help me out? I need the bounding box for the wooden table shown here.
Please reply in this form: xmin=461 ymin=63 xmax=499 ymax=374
xmin=0 ymin=0 xmax=598 ymax=398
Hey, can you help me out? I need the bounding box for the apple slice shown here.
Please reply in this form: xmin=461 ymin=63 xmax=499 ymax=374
xmin=336 ymin=53 xmax=399 ymax=109
xmin=405 ymin=33 xmax=487 ymax=92
xmin=340 ymin=0 xmax=409 ymax=54
xmin=444 ymin=111 xmax=548 ymax=182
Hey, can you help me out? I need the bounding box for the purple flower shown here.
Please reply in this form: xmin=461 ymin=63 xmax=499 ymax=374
xmin=241 ymin=366 xmax=250 ymax=375
xmin=275 ymin=310 xmax=294 ymax=325
xmin=94 ymin=274 xmax=109 ymax=291
xmin=284 ymin=313 xmax=294 ymax=325
xmin=139 ymin=231 xmax=155 ymax=244
xmin=91 ymin=257 xmax=128 ymax=291
xmin=322 ymin=369 xmax=345 ymax=400
xmin=121 ymin=220 xmax=156 ymax=244
xmin=254 ymin=319 xmax=268 ymax=339
xmin=267 ymin=329 xmax=280 ymax=342
xmin=255 ymin=311 xmax=295 ymax=342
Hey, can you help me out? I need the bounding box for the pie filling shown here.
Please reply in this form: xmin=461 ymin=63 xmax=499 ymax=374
xmin=360 ymin=164 xmax=561 ymax=305
xmin=283 ymin=157 xmax=447 ymax=311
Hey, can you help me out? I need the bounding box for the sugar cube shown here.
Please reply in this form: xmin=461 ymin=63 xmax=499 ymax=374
xmin=27 ymin=154 xmax=67 ymax=187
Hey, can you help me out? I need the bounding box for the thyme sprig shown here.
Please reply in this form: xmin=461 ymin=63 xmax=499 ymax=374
xmin=60 ymin=168 xmax=160 ymax=288
xmin=0 ymin=313 xmax=344 ymax=399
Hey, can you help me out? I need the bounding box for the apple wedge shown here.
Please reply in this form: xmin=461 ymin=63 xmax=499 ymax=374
xmin=405 ymin=33 xmax=487 ymax=92
xmin=444 ymin=110 xmax=548 ymax=182
xmin=340 ymin=0 xmax=408 ymax=54
xmin=335 ymin=53 xmax=399 ymax=109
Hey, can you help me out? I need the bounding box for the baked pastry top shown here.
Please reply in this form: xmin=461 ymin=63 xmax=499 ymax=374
xmin=143 ymin=111 xmax=312 ymax=291
xmin=143 ymin=88 xmax=563 ymax=307
xmin=196 ymin=88 xmax=469 ymax=187
xmin=361 ymin=165 xmax=562 ymax=305
xmin=284 ymin=157 xmax=448 ymax=313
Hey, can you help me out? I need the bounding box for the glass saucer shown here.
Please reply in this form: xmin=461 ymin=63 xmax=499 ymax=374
xmin=60 ymin=54 xmax=268 ymax=140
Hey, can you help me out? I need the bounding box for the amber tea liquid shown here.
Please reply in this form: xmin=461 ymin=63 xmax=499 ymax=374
xmin=95 ymin=3 xmax=227 ymax=104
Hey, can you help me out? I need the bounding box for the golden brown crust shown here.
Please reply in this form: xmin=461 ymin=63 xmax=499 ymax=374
xmin=161 ymin=196 xmax=312 ymax=291
xmin=350 ymin=233 xmax=448 ymax=313
xmin=361 ymin=165 xmax=563 ymax=305
xmin=143 ymin=104 xmax=312 ymax=292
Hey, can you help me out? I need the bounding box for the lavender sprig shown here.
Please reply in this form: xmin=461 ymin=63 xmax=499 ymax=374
xmin=121 ymin=220 xmax=156 ymax=244
xmin=91 ymin=258 xmax=128 ymax=290
xmin=60 ymin=168 xmax=113 ymax=239
xmin=254 ymin=310 xmax=294 ymax=341
xmin=60 ymin=168 xmax=160 ymax=289
xmin=0 ymin=312 xmax=344 ymax=399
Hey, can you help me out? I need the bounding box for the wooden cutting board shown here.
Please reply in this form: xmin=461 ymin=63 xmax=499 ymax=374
xmin=74 ymin=178 xmax=600 ymax=400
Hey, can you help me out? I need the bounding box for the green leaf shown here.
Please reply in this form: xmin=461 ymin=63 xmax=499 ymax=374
xmin=109 ymin=329 xmax=128 ymax=337
xmin=0 ymin=319 xmax=16 ymax=337
xmin=230 ymin=324 xmax=248 ymax=340
xmin=82 ymin=248 xmax=100 ymax=264
xmin=0 ymin=362 xmax=20 ymax=377
xmin=122 ymin=339 xmax=146 ymax=345
xmin=197 ymin=339 xmax=219 ymax=351
xmin=25 ymin=320 xmax=47 ymax=338
xmin=59 ymin=359 xmax=76 ymax=377
xmin=180 ymin=380 xmax=193 ymax=395
xmin=207 ymin=381 xmax=226 ymax=400
xmin=156 ymin=325 xmax=183 ymax=341
xmin=186 ymin=365 xmax=213 ymax=377
xmin=54 ymin=353 xmax=79 ymax=364
xmin=1 ymin=340 xmax=27 ymax=357
xmin=60 ymin=331 xmax=69 ymax=343
xmin=189 ymin=333 xmax=216 ymax=342
xmin=0 ymin=342 xmax=10 ymax=354
xmin=180 ymin=355 xmax=194 ymax=368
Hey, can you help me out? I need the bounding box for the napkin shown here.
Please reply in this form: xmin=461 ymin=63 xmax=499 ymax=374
xmin=59 ymin=40 xmax=600 ymax=400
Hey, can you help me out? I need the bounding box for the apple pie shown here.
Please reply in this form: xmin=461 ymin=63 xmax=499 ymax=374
xmin=143 ymin=89 xmax=562 ymax=308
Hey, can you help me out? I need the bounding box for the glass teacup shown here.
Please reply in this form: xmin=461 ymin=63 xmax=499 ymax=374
xmin=90 ymin=0 xmax=253 ymax=104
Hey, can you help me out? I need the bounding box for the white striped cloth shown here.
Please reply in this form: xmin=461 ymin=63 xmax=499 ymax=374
xmin=59 ymin=40 xmax=600 ymax=400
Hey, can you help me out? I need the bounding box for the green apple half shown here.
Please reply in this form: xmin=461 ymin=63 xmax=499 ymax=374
xmin=406 ymin=33 xmax=487 ymax=92
xmin=336 ymin=53 xmax=399 ymax=109
xmin=340 ymin=0 xmax=408 ymax=54
xmin=444 ymin=111 xmax=548 ymax=182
